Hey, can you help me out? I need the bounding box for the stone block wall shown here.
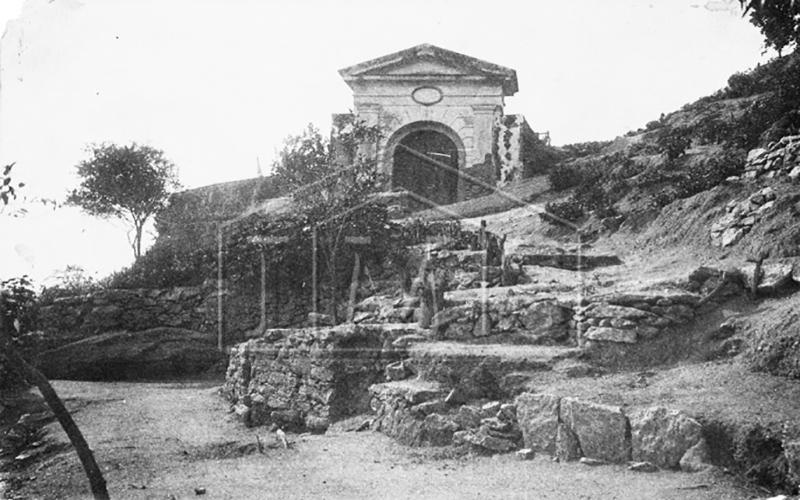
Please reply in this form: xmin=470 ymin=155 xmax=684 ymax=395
xmin=744 ymin=134 xmax=800 ymax=180
xmin=38 ymin=286 xmax=215 ymax=348
xmin=223 ymin=324 xmax=417 ymax=431
xmin=493 ymin=114 xmax=546 ymax=187
xmin=36 ymin=280 xmax=314 ymax=350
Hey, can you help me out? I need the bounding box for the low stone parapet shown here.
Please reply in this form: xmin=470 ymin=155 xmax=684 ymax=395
xmin=223 ymin=323 xmax=418 ymax=431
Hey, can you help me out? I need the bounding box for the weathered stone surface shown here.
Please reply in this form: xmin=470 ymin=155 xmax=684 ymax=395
xmin=584 ymin=327 xmax=637 ymax=344
xmin=784 ymin=440 xmax=800 ymax=488
xmin=743 ymin=260 xmax=796 ymax=294
xmin=630 ymin=406 xmax=703 ymax=469
xmin=628 ymin=461 xmax=658 ymax=472
xmin=555 ymin=422 xmax=582 ymax=462
xmin=516 ymin=448 xmax=536 ymax=460
xmin=498 ymin=403 xmax=517 ymax=422
xmin=419 ymin=413 xmax=460 ymax=446
xmin=410 ymin=399 xmax=447 ymax=418
xmin=369 ymin=380 xmax=450 ymax=446
xmin=38 ymin=327 xmax=224 ymax=380
xmin=720 ymin=227 xmax=745 ymax=247
xmin=224 ymin=324 xmax=410 ymax=429
xmin=481 ymin=401 xmax=502 ymax=417
xmin=385 ymin=360 xmax=411 ymax=381
xmin=457 ymin=426 xmax=517 ymax=453
xmin=585 ymin=304 xmax=653 ymax=320
xmin=515 ymin=393 xmax=560 ymax=453
xmin=518 ymin=301 xmax=568 ymax=334
xmin=561 ymin=398 xmax=630 ymax=463
xmin=679 ymin=438 xmax=714 ymax=473
xmin=451 ymin=405 xmax=482 ymax=429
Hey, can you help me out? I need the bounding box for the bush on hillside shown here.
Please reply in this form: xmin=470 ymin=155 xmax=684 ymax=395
xmin=548 ymin=163 xmax=585 ymax=191
xmin=655 ymin=127 xmax=692 ymax=160
xmin=677 ymin=150 xmax=746 ymax=197
xmin=541 ymin=199 xmax=584 ymax=224
xmin=104 ymin=241 xmax=215 ymax=289
xmin=559 ymin=141 xmax=612 ymax=159
xmin=40 ymin=266 xmax=104 ymax=301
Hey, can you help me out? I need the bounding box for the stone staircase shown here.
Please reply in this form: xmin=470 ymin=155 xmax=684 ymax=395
xmin=222 ymin=221 xmax=763 ymax=473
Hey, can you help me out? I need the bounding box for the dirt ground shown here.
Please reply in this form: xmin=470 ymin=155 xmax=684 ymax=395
xmin=4 ymin=379 xmax=766 ymax=500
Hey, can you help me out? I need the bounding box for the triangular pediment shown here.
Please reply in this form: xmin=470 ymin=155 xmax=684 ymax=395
xmin=379 ymin=60 xmax=469 ymax=76
xmin=339 ymin=43 xmax=518 ymax=95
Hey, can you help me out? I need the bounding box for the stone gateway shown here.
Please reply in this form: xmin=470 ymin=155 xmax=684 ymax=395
xmin=336 ymin=43 xmax=545 ymax=205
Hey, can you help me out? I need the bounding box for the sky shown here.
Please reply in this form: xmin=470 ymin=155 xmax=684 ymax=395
xmin=0 ymin=0 xmax=773 ymax=284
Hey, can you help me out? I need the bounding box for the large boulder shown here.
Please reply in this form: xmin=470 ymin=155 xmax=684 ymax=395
xmin=629 ymin=406 xmax=703 ymax=469
xmin=560 ymin=398 xmax=630 ymax=463
xmin=37 ymin=327 xmax=224 ymax=380
xmin=515 ymin=393 xmax=560 ymax=453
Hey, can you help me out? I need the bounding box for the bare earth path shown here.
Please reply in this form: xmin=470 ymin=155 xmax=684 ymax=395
xmin=14 ymin=379 xmax=761 ymax=500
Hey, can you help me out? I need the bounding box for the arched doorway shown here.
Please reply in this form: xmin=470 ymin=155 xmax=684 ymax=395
xmin=392 ymin=129 xmax=459 ymax=206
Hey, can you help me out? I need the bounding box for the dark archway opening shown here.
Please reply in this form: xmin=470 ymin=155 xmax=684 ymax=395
xmin=392 ymin=130 xmax=459 ymax=206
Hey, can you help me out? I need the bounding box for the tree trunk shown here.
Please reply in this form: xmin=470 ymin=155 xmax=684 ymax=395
xmin=134 ymin=222 xmax=143 ymax=259
xmin=0 ymin=317 xmax=109 ymax=499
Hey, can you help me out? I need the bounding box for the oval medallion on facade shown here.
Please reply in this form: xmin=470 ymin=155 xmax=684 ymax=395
xmin=412 ymin=86 xmax=443 ymax=106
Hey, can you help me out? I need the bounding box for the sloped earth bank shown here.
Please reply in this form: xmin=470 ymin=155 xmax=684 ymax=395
xmin=2 ymin=379 xmax=762 ymax=499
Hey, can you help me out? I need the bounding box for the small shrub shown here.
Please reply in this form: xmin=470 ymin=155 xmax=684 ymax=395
xmin=541 ymin=199 xmax=584 ymax=223
xmin=1 ymin=276 xmax=37 ymax=339
xmin=649 ymin=187 xmax=680 ymax=208
xmin=548 ymin=163 xmax=584 ymax=191
xmin=40 ymin=265 xmax=103 ymax=301
xmin=655 ymin=127 xmax=692 ymax=160
xmin=104 ymin=242 xmax=215 ymax=289
xmin=559 ymin=141 xmax=612 ymax=159
xmin=726 ymin=71 xmax=760 ymax=98
xmin=676 ymin=150 xmax=745 ymax=198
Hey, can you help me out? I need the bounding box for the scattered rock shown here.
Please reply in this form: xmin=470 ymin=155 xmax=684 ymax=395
xmin=584 ymin=327 xmax=637 ymax=344
xmin=498 ymin=403 xmax=517 ymax=422
xmin=743 ymin=259 xmax=796 ymax=294
xmin=419 ymin=413 xmax=460 ymax=446
xmin=451 ymin=405 xmax=482 ymax=429
xmin=385 ymin=360 xmax=411 ymax=381
xmin=392 ymin=334 xmax=428 ymax=348
xmin=579 ymin=457 xmax=607 ymax=466
xmin=680 ymin=438 xmax=714 ymax=473
xmin=516 ymin=448 xmax=536 ymax=460
xmin=481 ymin=401 xmax=502 ymax=418
xmin=516 ymin=393 xmax=560 ymax=454
xmin=561 ymin=398 xmax=630 ymax=463
xmin=555 ymin=422 xmax=582 ymax=462
xmin=553 ymin=360 xmax=602 ymax=378
xmin=304 ymin=416 xmax=330 ymax=433
xmin=630 ymin=406 xmax=703 ymax=469
xmin=628 ymin=461 xmax=658 ymax=473
xmin=410 ymin=399 xmax=446 ymax=418
xmin=458 ymin=427 xmax=517 ymax=453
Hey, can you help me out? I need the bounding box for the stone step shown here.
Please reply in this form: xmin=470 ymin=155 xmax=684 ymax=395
xmin=434 ymin=288 xmax=576 ymax=344
xmin=406 ymin=342 xmax=582 ymax=396
xmin=509 ymin=250 xmax=622 ymax=271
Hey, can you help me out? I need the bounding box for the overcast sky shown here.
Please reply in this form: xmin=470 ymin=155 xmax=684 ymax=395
xmin=0 ymin=0 xmax=772 ymax=283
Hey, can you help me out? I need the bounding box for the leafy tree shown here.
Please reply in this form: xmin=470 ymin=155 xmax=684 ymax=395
xmin=740 ymin=0 xmax=800 ymax=55
xmin=67 ymin=143 xmax=179 ymax=259
xmin=272 ymin=119 xmax=390 ymax=321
